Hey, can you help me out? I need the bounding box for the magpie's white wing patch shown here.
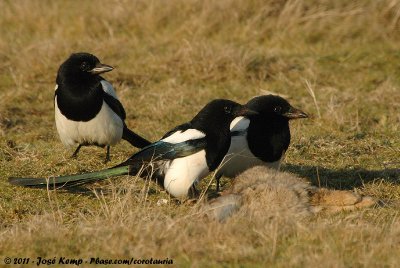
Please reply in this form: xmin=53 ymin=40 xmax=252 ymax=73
xmin=100 ymin=80 xmax=118 ymax=99
xmin=54 ymin=84 xmax=58 ymax=91
xmin=162 ymin=129 xmax=206 ymax=144
xmin=230 ymin=116 xmax=250 ymax=131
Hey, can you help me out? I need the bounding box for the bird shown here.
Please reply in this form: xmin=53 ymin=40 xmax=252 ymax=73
xmin=54 ymin=52 xmax=151 ymax=162
xmin=215 ymin=94 xmax=308 ymax=191
xmin=9 ymin=99 xmax=258 ymax=199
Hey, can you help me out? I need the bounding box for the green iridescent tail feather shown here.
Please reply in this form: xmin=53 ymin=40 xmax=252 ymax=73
xmin=8 ymin=166 xmax=130 ymax=189
xmin=8 ymin=138 xmax=207 ymax=189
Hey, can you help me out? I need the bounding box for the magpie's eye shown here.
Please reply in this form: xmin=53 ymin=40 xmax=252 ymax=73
xmin=224 ymin=106 xmax=232 ymax=114
xmin=80 ymin=62 xmax=89 ymax=71
xmin=274 ymin=106 xmax=282 ymax=113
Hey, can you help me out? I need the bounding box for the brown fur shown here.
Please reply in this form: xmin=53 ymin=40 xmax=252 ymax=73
xmin=203 ymin=166 xmax=376 ymax=221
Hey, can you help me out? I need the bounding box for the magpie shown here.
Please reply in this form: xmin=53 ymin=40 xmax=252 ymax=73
xmin=215 ymin=95 xmax=308 ymax=191
xmin=54 ymin=52 xmax=151 ymax=162
xmin=10 ymin=99 xmax=258 ymax=199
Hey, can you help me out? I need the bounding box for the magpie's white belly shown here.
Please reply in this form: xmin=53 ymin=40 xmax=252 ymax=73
xmin=55 ymin=97 xmax=123 ymax=147
xmin=163 ymin=150 xmax=209 ymax=198
xmin=216 ymin=134 xmax=283 ymax=178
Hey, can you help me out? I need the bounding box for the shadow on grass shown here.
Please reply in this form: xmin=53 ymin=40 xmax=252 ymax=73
xmin=21 ymin=184 xmax=98 ymax=196
xmin=58 ymin=181 xmax=163 ymax=198
xmin=284 ymin=164 xmax=400 ymax=190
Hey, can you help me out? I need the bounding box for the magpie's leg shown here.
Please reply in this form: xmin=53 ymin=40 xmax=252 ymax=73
xmin=105 ymin=145 xmax=111 ymax=163
xmin=71 ymin=144 xmax=82 ymax=158
xmin=188 ymin=184 xmax=199 ymax=199
xmin=216 ymin=174 xmax=222 ymax=192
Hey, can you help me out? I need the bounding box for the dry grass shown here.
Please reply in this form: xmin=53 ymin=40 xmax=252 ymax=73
xmin=0 ymin=0 xmax=400 ymax=266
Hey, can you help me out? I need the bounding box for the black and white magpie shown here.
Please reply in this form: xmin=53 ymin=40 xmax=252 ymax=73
xmin=215 ymin=95 xmax=308 ymax=191
xmin=54 ymin=52 xmax=151 ymax=162
xmin=10 ymin=99 xmax=258 ymax=199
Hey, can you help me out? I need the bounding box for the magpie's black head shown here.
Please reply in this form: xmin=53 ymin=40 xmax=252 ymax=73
xmin=192 ymin=99 xmax=258 ymax=132
xmin=58 ymin=52 xmax=113 ymax=83
xmin=190 ymin=99 xmax=258 ymax=171
xmin=246 ymin=95 xmax=308 ymax=120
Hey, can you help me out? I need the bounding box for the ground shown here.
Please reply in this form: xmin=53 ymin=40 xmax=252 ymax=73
xmin=0 ymin=0 xmax=399 ymax=267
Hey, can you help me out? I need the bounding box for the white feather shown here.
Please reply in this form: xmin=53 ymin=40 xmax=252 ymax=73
xmin=54 ymin=96 xmax=123 ymax=147
xmin=162 ymin=129 xmax=206 ymax=144
xmin=216 ymin=117 xmax=284 ymax=178
xmin=230 ymin=116 xmax=250 ymax=131
xmin=163 ymin=149 xmax=209 ymax=198
xmin=100 ymin=80 xmax=118 ymax=98
xmin=154 ymin=128 xmax=208 ymax=198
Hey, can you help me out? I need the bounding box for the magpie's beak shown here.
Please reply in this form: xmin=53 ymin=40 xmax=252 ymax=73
xmin=89 ymin=63 xmax=114 ymax=74
xmin=234 ymin=106 xmax=259 ymax=117
xmin=283 ymin=107 xmax=308 ymax=119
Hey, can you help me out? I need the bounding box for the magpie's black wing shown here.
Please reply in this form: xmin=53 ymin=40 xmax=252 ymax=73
xmin=102 ymin=91 xmax=126 ymax=120
xmin=100 ymin=80 xmax=151 ymax=148
xmin=98 ymin=78 xmax=126 ymax=120
xmin=117 ymin=137 xmax=207 ymax=167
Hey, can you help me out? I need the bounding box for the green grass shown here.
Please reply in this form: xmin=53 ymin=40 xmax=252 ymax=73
xmin=0 ymin=0 xmax=400 ymax=266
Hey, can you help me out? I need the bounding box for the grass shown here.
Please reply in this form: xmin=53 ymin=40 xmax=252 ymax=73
xmin=0 ymin=0 xmax=400 ymax=266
